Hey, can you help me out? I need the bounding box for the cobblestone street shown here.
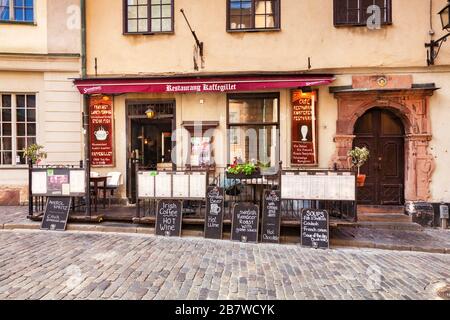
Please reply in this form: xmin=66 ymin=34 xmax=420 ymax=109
xmin=0 ymin=229 xmax=448 ymax=300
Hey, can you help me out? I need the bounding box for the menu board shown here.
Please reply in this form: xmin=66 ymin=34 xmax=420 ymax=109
xmin=32 ymin=169 xmax=86 ymax=197
xmin=261 ymin=190 xmax=282 ymax=244
xmin=90 ymin=95 xmax=114 ymax=167
xmin=189 ymin=172 xmax=207 ymax=199
xmin=138 ymin=172 xmax=155 ymax=198
xmin=291 ymin=90 xmax=318 ymax=166
xmin=69 ymin=170 xmax=86 ymax=194
xmin=32 ymin=171 xmax=47 ymax=195
xmin=231 ymin=203 xmax=259 ymax=243
xmin=204 ymin=186 xmax=224 ymax=240
xmin=41 ymin=197 xmax=72 ymax=231
xmin=282 ymin=172 xmax=356 ymax=201
xmin=155 ymin=173 xmax=172 ymax=198
xmin=172 ymin=173 xmax=190 ymax=198
xmin=155 ymin=200 xmax=183 ymax=237
xmin=301 ymin=209 xmax=329 ymax=249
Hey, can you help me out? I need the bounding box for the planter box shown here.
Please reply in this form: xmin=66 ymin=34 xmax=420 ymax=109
xmin=226 ymin=170 xmax=262 ymax=180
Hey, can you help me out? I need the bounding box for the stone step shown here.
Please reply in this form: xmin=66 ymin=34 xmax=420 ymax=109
xmin=358 ymin=213 xmax=411 ymax=223
xmin=358 ymin=205 xmax=404 ymax=215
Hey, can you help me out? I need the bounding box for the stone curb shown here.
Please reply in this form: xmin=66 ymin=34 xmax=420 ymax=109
xmin=1 ymin=222 xmax=448 ymax=254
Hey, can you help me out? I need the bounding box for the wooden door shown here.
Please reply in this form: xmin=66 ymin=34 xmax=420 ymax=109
xmin=354 ymin=108 xmax=405 ymax=205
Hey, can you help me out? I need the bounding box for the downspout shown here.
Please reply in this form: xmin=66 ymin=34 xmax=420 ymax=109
xmin=81 ymin=0 xmax=91 ymax=216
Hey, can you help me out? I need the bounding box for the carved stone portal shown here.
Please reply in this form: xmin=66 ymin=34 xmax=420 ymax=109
xmin=331 ymin=80 xmax=436 ymax=202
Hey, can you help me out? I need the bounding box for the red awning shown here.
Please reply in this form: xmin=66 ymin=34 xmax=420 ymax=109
xmin=74 ymin=74 xmax=335 ymax=95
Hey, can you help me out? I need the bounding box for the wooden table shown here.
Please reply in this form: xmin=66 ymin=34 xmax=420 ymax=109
xmin=90 ymin=176 xmax=107 ymax=212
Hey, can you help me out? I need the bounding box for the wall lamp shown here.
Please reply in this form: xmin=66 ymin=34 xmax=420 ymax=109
xmin=426 ymin=0 xmax=450 ymax=65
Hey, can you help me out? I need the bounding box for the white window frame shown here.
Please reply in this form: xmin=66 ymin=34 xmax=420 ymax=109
xmin=1 ymin=0 xmax=35 ymax=23
xmin=0 ymin=92 xmax=38 ymax=168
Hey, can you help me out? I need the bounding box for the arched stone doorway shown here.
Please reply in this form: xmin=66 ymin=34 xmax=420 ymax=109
xmin=330 ymin=77 xmax=437 ymax=203
xmin=353 ymin=108 xmax=405 ymax=205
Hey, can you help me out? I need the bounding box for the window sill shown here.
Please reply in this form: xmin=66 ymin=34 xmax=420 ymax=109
xmin=0 ymin=165 xmax=28 ymax=170
xmin=123 ymin=31 xmax=174 ymax=36
xmin=334 ymin=22 xmax=392 ymax=28
xmin=0 ymin=20 xmax=36 ymax=26
xmin=227 ymin=28 xmax=281 ymax=33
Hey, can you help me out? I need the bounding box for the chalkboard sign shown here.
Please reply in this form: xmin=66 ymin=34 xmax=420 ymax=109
xmin=155 ymin=200 xmax=183 ymax=237
xmin=261 ymin=190 xmax=282 ymax=244
xmin=41 ymin=197 xmax=72 ymax=231
xmin=231 ymin=203 xmax=259 ymax=243
xmin=301 ymin=209 xmax=329 ymax=249
xmin=204 ymin=186 xmax=225 ymax=240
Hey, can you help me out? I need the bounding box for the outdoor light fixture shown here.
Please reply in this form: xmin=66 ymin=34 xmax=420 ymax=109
xmin=145 ymin=108 xmax=156 ymax=119
xmin=426 ymin=0 xmax=450 ymax=65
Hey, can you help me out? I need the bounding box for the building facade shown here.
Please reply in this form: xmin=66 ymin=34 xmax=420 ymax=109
xmin=0 ymin=0 xmax=82 ymax=205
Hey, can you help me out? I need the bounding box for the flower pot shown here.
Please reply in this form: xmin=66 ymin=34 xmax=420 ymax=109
xmin=226 ymin=168 xmax=262 ymax=180
xmin=357 ymin=174 xmax=366 ymax=187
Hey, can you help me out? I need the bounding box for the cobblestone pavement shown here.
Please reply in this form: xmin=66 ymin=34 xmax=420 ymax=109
xmin=0 ymin=229 xmax=449 ymax=300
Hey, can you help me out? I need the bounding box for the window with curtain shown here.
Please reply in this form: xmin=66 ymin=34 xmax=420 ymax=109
xmin=125 ymin=0 xmax=173 ymax=34
xmin=228 ymin=0 xmax=280 ymax=31
xmin=0 ymin=94 xmax=37 ymax=166
xmin=0 ymin=0 xmax=34 ymax=22
xmin=334 ymin=0 xmax=392 ymax=26
xmin=227 ymin=94 xmax=279 ymax=168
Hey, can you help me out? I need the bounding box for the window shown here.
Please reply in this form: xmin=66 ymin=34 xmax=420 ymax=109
xmin=334 ymin=0 xmax=392 ymax=26
xmin=227 ymin=0 xmax=280 ymax=31
xmin=227 ymin=93 xmax=279 ymax=168
xmin=0 ymin=94 xmax=37 ymax=166
xmin=124 ymin=0 xmax=173 ymax=34
xmin=0 ymin=0 xmax=34 ymax=22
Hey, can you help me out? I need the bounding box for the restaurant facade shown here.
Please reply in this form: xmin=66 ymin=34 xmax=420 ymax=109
xmin=3 ymin=0 xmax=450 ymax=227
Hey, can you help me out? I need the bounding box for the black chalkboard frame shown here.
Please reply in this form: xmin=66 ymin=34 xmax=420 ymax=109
xmin=300 ymin=208 xmax=330 ymax=249
xmin=231 ymin=202 xmax=260 ymax=244
xmin=41 ymin=197 xmax=72 ymax=231
xmin=155 ymin=199 xmax=184 ymax=237
xmin=261 ymin=189 xmax=282 ymax=244
xmin=204 ymin=186 xmax=225 ymax=240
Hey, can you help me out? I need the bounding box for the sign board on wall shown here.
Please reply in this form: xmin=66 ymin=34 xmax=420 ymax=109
xmin=291 ymin=90 xmax=318 ymax=166
xmin=90 ymin=95 xmax=114 ymax=167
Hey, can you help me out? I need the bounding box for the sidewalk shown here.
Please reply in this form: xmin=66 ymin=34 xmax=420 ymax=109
xmin=1 ymin=206 xmax=449 ymax=254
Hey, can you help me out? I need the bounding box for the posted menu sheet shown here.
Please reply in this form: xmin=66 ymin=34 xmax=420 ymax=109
xmin=172 ymin=173 xmax=190 ymax=198
xmin=32 ymin=171 xmax=48 ymax=195
xmin=69 ymin=170 xmax=86 ymax=194
xmin=155 ymin=173 xmax=172 ymax=198
xmin=138 ymin=172 xmax=155 ymax=198
xmin=189 ymin=173 xmax=207 ymax=199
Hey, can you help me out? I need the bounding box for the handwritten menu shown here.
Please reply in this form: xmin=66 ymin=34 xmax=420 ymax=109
xmin=204 ymin=186 xmax=225 ymax=239
xmin=301 ymin=209 xmax=329 ymax=249
xmin=41 ymin=197 xmax=72 ymax=231
xmin=231 ymin=203 xmax=259 ymax=243
xmin=90 ymin=95 xmax=114 ymax=167
xmin=261 ymin=190 xmax=282 ymax=244
xmin=155 ymin=200 xmax=183 ymax=237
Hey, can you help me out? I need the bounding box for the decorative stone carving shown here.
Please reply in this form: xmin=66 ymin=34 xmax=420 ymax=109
xmin=331 ymin=83 xmax=436 ymax=202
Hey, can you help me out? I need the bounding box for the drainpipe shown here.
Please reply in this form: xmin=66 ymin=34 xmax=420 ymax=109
xmin=81 ymin=0 xmax=91 ymax=216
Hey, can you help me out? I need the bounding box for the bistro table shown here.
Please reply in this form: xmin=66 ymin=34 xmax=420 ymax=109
xmin=90 ymin=176 xmax=107 ymax=212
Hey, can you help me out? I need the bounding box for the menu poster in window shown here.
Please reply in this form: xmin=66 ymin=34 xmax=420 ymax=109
xmin=46 ymin=169 xmax=70 ymax=196
xmin=191 ymin=137 xmax=211 ymax=167
xmin=90 ymin=95 xmax=114 ymax=167
xmin=291 ymin=90 xmax=318 ymax=166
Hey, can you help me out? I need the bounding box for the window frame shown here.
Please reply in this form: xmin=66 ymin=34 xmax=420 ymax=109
xmin=0 ymin=0 xmax=36 ymax=25
xmin=333 ymin=0 xmax=392 ymax=27
xmin=226 ymin=0 xmax=281 ymax=32
xmin=226 ymin=92 xmax=280 ymax=166
xmin=0 ymin=92 xmax=38 ymax=168
xmin=123 ymin=0 xmax=175 ymax=35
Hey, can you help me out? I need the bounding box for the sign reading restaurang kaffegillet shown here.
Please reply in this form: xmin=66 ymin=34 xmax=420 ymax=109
xmin=291 ymin=90 xmax=318 ymax=166
xmin=155 ymin=200 xmax=183 ymax=237
xmin=90 ymin=95 xmax=114 ymax=167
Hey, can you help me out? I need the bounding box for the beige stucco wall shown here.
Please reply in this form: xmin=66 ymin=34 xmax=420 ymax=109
xmin=86 ymin=0 xmax=450 ymax=76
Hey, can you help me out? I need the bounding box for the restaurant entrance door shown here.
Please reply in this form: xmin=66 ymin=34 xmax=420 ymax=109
xmin=126 ymin=101 xmax=176 ymax=203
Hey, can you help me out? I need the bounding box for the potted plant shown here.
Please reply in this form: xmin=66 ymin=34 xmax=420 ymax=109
xmin=347 ymin=147 xmax=370 ymax=187
xmin=23 ymin=144 xmax=47 ymax=165
xmin=226 ymin=158 xmax=262 ymax=179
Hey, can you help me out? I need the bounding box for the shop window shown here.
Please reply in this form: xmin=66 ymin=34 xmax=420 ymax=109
xmin=0 ymin=93 xmax=36 ymax=166
xmin=0 ymin=0 xmax=34 ymax=23
xmin=183 ymin=121 xmax=219 ymax=169
xmin=124 ymin=0 xmax=174 ymax=34
xmin=227 ymin=0 xmax=280 ymax=31
xmin=334 ymin=0 xmax=392 ymax=26
xmin=227 ymin=93 xmax=279 ymax=168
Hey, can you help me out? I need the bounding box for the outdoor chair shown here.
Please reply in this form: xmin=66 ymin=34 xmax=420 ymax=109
xmin=103 ymin=172 xmax=123 ymax=207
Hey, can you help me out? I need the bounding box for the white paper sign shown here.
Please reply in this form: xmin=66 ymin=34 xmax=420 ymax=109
xmin=155 ymin=173 xmax=172 ymax=198
xmin=173 ymin=173 xmax=189 ymax=198
xmin=189 ymin=173 xmax=206 ymax=199
xmin=138 ymin=173 xmax=155 ymax=198
xmin=310 ymin=175 xmax=326 ymax=200
xmin=340 ymin=175 xmax=356 ymax=201
xmin=326 ymin=173 xmax=341 ymax=200
xmin=32 ymin=171 xmax=47 ymax=195
xmin=70 ymin=170 xmax=85 ymax=194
